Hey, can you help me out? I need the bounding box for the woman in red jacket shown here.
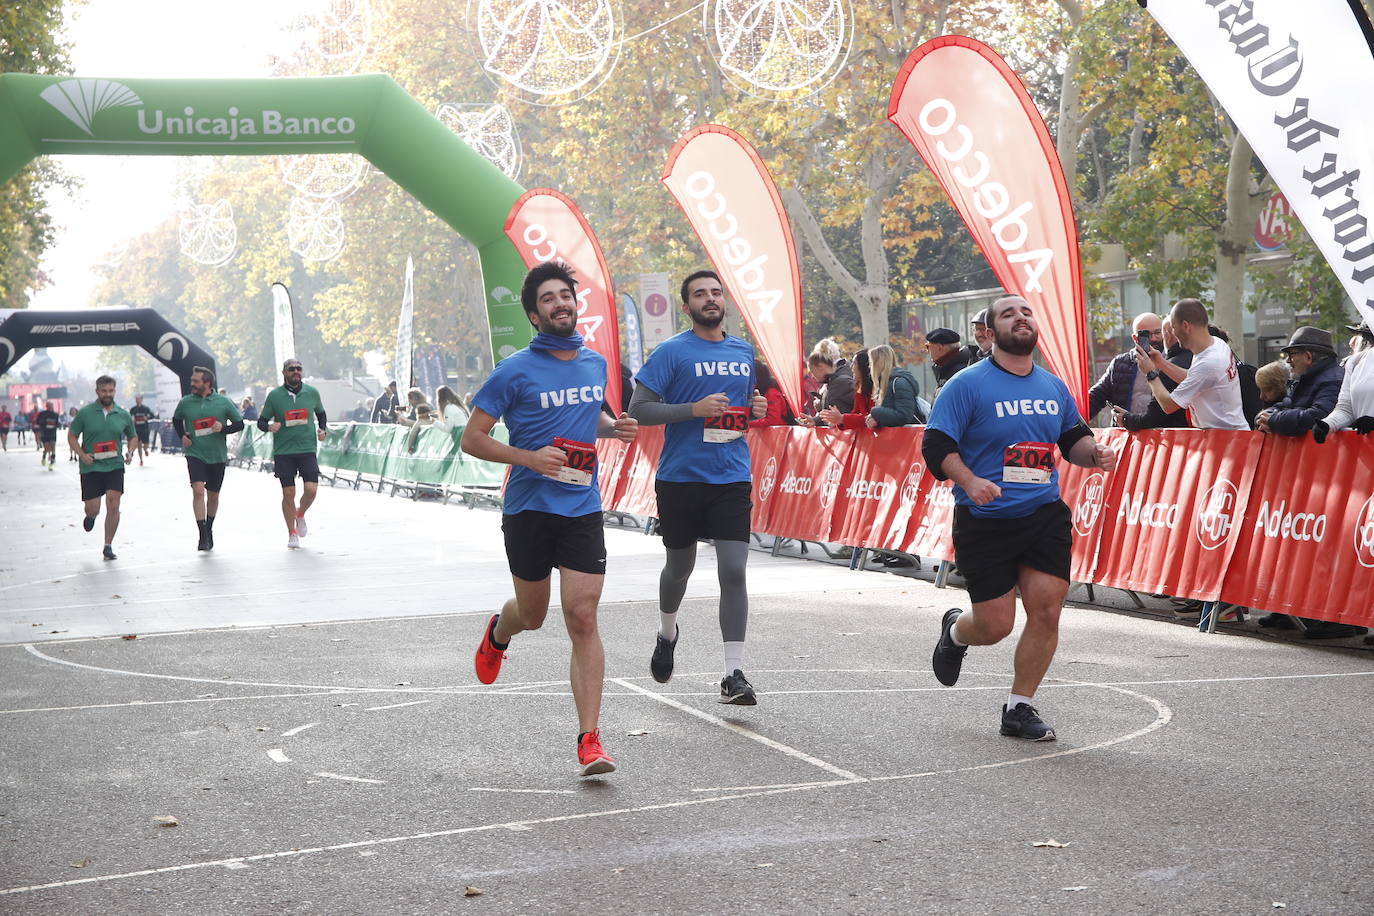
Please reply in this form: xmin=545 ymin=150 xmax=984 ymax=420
xmin=749 ymin=360 xmax=794 ymax=427
xmin=819 ymin=349 xmax=873 ymax=429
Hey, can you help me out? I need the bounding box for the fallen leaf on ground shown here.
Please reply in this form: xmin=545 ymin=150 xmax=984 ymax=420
xmin=755 ymin=863 xmax=773 ymax=869
xmin=111 ymin=595 xmax=121 ymax=599
xmin=69 ymin=858 xmax=92 ymax=868
xmin=254 ymin=727 xmax=267 ymax=732
xmin=394 ymin=681 xmax=411 ymax=686
xmin=121 ymin=634 xmax=137 ymax=640
xmin=1031 ymin=840 xmax=1070 ymax=848
xmin=626 ymin=729 xmax=650 ymax=737
xmin=1062 ymin=886 xmax=1088 ymax=892
xmin=1272 ymin=904 xmax=1286 ymax=910
xmin=793 ymin=655 xmax=811 ymax=659
xmin=152 ymin=816 xmax=179 ymax=828
xmin=463 ymin=887 xmax=483 ymax=897
xmin=197 ymin=694 xmax=217 ymax=699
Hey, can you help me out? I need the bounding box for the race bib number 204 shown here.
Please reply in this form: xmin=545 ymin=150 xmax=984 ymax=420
xmin=1003 ymin=441 xmax=1055 ymax=484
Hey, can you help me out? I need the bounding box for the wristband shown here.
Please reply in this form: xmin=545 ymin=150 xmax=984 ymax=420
xmin=1146 ymin=370 xmax=1160 ymax=381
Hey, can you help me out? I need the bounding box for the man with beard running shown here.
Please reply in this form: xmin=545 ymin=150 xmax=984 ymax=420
xmin=463 ymin=262 xmax=638 ymax=776
xmin=629 ymin=270 xmax=767 ymax=705
xmin=173 ymin=366 xmax=244 ymax=551
xmin=258 ymin=359 xmax=327 ymax=549
xmin=35 ymin=401 xmax=61 ymax=469
xmin=67 ymin=376 xmax=136 ymax=560
xmin=923 ymin=295 xmax=1116 ymax=740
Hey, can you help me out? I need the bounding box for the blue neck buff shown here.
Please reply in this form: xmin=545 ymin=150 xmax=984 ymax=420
xmin=529 ymin=331 xmax=584 ymax=352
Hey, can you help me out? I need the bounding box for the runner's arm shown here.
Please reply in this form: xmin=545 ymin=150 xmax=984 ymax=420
xmin=460 ymin=406 xmax=565 ymax=474
xmin=315 ymin=407 xmax=327 ymax=430
xmin=222 ymin=417 xmax=245 ymax=435
xmin=172 ymin=418 xmax=187 ymax=437
xmin=628 ymin=383 xmax=694 ymax=426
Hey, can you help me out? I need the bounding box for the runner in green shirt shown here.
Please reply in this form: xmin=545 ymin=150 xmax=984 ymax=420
xmin=172 ymin=366 xmax=245 ymax=551
xmin=256 ymin=358 xmax=328 ymax=549
xmin=66 ymin=375 xmax=136 ymax=561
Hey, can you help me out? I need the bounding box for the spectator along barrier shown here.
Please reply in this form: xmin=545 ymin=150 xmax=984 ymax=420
xmin=596 ymin=427 xmax=1374 ymax=629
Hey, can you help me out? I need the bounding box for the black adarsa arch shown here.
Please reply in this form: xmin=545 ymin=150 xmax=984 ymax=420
xmin=0 ymin=308 xmax=215 ymax=395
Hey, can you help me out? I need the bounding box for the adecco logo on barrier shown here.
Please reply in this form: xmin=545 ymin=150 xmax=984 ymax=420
xmin=1354 ymin=494 xmax=1374 ymax=568
xmin=820 ymin=459 xmax=844 ymax=510
xmin=1072 ymin=471 xmax=1107 ymax=537
xmin=758 ymin=456 xmax=778 ymax=502
xmin=1195 ymin=479 xmax=1239 ymax=551
xmin=900 ymin=462 xmax=925 ymax=505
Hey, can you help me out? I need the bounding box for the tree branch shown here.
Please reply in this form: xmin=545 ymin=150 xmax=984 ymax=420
xmin=780 ymin=187 xmax=863 ymax=302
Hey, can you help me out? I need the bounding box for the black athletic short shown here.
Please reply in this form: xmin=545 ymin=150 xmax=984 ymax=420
xmin=186 ymin=456 xmax=227 ymax=492
xmin=274 ymin=453 xmax=320 ymax=487
xmin=501 ymin=510 xmax=607 ymax=581
xmin=953 ymin=498 xmax=1072 ymax=604
xmin=80 ymin=469 xmax=125 ymax=501
xmin=40 ymin=431 xmax=57 ymax=443
xmin=134 ymin=426 xmax=151 ymax=444
xmin=654 ymin=480 xmax=752 ymax=549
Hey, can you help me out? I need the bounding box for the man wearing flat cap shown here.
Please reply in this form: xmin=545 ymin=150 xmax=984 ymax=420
xmin=1255 ymin=327 xmax=1344 ymax=437
xmin=925 ymin=327 xmax=972 ymax=395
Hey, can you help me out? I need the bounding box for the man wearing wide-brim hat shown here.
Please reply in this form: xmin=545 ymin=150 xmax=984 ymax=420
xmin=1255 ymin=326 xmax=1343 ymax=438
xmin=1255 ymin=326 xmax=1364 ymax=638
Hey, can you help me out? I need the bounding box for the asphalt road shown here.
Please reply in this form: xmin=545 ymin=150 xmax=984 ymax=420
xmin=2 ymin=447 xmax=1371 ymax=914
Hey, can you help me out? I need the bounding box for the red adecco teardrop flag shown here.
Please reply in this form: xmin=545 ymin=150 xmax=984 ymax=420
xmin=662 ymin=125 xmax=805 ymax=417
xmin=888 ymin=36 xmax=1090 ymax=413
xmin=504 ymin=188 xmax=622 ymax=412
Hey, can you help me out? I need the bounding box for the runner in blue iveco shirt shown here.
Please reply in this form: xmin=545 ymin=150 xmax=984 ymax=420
xmin=922 ymin=294 xmax=1117 ymax=742
xmin=630 ymin=269 xmax=767 ymax=706
xmin=461 ymin=261 xmax=638 ymax=778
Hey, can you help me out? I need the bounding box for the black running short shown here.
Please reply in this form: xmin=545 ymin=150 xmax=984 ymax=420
xmin=501 ymin=510 xmax=607 ymax=581
xmin=273 ymin=453 xmax=320 ymax=487
xmin=952 ymin=499 xmax=1072 ymax=604
xmin=134 ymin=426 xmax=151 ymax=444
xmin=80 ymin=469 xmax=125 ymax=501
xmin=653 ymin=480 xmax=752 ymax=549
xmin=40 ymin=431 xmax=57 ymax=443
xmin=186 ymin=457 xmax=227 ymax=492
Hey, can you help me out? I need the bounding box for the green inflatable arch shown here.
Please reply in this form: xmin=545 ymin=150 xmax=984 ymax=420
xmin=0 ymin=72 xmax=532 ymax=360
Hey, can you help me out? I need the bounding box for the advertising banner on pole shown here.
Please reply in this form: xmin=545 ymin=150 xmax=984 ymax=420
xmin=270 ymin=282 xmax=296 ymax=371
xmin=638 ymin=273 xmax=676 ymax=351
xmin=393 ymin=256 xmax=415 ymax=390
xmin=1143 ymin=0 xmax=1374 ymax=329
xmin=504 ymin=188 xmax=623 ymax=413
xmin=621 ymin=292 xmax=645 ymax=376
xmin=888 ymin=36 xmax=1090 ymax=413
xmin=662 ymin=125 xmax=806 ymax=417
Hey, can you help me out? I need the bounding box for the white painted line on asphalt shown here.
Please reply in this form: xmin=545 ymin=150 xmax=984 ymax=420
xmin=267 ymin=749 xmax=291 ymax=764
xmin=0 ymin=691 xmax=348 ymax=716
xmin=469 ymin=787 xmax=576 ymax=795
xmin=365 ymin=700 xmax=431 ymax=711
xmin=610 ymin=677 xmax=865 ymax=783
xmin=313 ymin=772 xmax=385 ymax=785
xmin=690 ymin=780 xmax=849 ymax=792
xmin=281 ymin=722 xmax=320 ymax=737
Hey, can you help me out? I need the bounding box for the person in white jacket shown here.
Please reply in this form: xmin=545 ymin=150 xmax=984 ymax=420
xmin=1314 ymin=322 xmax=1374 ymax=440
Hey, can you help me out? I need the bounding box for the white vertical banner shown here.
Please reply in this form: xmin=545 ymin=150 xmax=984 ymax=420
xmin=153 ymin=362 xmax=181 ymax=418
xmin=393 ymin=256 xmax=415 ymax=390
xmin=637 ymin=272 xmax=676 ymax=351
xmin=1144 ymin=0 xmax=1374 ymax=328
xmin=271 ymin=282 xmax=296 ymax=370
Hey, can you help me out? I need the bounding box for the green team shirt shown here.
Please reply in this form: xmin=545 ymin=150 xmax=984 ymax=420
xmin=173 ymin=392 xmax=243 ymax=464
xmin=261 ymin=383 xmax=324 ymax=456
xmin=69 ymin=402 xmax=136 ymax=474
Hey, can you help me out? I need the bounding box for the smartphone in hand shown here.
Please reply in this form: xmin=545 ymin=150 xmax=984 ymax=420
xmin=1135 ymin=330 xmax=1152 ymax=352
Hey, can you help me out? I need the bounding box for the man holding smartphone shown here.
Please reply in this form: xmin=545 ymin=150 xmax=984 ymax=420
xmin=1086 ymin=313 xmax=1164 ymax=424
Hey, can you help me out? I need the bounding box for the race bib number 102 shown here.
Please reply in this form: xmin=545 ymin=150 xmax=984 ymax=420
xmin=550 ymin=437 xmax=596 ymax=486
xmin=1003 ymin=441 xmax=1055 ymax=484
xmin=704 ymin=407 xmax=748 ymax=442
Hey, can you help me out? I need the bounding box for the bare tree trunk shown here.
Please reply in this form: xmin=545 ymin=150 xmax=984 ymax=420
xmin=1213 ymin=132 xmax=1260 ymax=350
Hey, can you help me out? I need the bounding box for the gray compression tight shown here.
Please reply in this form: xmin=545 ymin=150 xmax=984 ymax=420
xmin=659 ymin=539 xmax=750 ymax=642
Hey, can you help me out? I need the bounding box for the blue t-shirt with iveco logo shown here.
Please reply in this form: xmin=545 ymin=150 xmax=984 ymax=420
xmin=634 ymin=330 xmax=755 ymax=484
xmin=926 ymin=357 xmax=1082 ymax=518
xmin=473 ymin=346 xmax=607 ymax=517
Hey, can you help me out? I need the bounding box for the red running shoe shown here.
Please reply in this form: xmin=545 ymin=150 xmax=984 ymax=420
xmin=474 ymin=614 xmax=507 ymax=684
xmin=577 ymin=729 xmax=616 ymax=776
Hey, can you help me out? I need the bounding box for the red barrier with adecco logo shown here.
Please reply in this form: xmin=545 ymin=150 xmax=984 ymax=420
xmin=610 ymin=426 xmax=663 ymax=517
xmin=902 ymin=469 xmax=956 ymax=564
xmin=833 ymin=427 xmax=927 ymax=551
xmin=1091 ymin=430 xmax=1260 ymax=600
xmin=759 ymin=427 xmax=853 ymax=543
xmin=1220 ymin=434 xmax=1374 ymax=626
xmin=747 ymin=426 xmax=793 ymax=533
xmin=1058 ymin=428 xmax=1130 ymax=582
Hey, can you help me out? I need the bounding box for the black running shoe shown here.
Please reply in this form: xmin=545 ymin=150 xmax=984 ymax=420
xmin=1001 ymin=703 xmax=1056 ymax=741
xmin=650 ymin=625 xmax=678 ymax=684
xmin=719 ymin=669 xmax=756 ymax=705
xmin=82 ymin=515 xmax=95 ymax=533
xmin=932 ymin=608 xmax=968 ymax=687
xmin=102 ymin=545 xmax=117 ymax=561
xmin=197 ymin=533 xmax=209 ymax=551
